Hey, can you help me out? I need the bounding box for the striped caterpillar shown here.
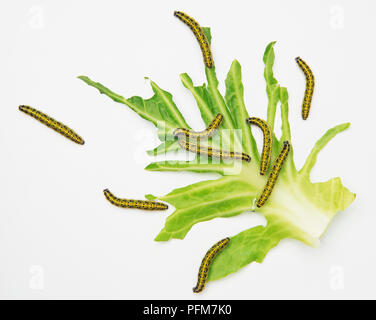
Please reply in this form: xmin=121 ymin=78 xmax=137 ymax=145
xmin=193 ymin=237 xmax=230 ymax=293
xmin=174 ymin=114 xmax=223 ymax=140
xmin=103 ymin=189 xmax=168 ymax=210
xmin=174 ymin=11 xmax=214 ymax=68
xmin=257 ymin=141 xmax=290 ymax=208
xmin=246 ymin=117 xmax=272 ymax=175
xmin=177 ymin=139 xmax=251 ymax=162
xmin=18 ymin=105 xmax=85 ymax=145
xmin=295 ymin=57 xmax=315 ymax=120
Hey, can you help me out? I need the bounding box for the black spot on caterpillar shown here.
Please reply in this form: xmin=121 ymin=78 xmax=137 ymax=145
xmin=193 ymin=237 xmax=230 ymax=293
xmin=103 ymin=189 xmax=168 ymax=210
xmin=177 ymin=138 xmax=251 ymax=162
xmin=174 ymin=114 xmax=223 ymax=140
xmin=18 ymin=105 xmax=85 ymax=145
xmin=246 ymin=117 xmax=272 ymax=175
xmin=174 ymin=11 xmax=214 ymax=68
xmin=257 ymin=141 xmax=290 ymax=208
xmin=295 ymin=57 xmax=314 ymax=120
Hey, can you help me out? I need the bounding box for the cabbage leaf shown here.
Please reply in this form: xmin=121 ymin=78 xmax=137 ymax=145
xmin=78 ymin=28 xmax=355 ymax=283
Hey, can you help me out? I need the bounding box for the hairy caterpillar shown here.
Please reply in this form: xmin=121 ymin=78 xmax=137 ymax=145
xmin=257 ymin=141 xmax=290 ymax=208
xmin=295 ymin=57 xmax=315 ymax=120
xmin=246 ymin=117 xmax=272 ymax=175
xmin=174 ymin=114 xmax=223 ymax=140
xmin=178 ymin=139 xmax=251 ymax=162
xmin=193 ymin=237 xmax=230 ymax=293
xmin=103 ymin=189 xmax=168 ymax=210
xmin=174 ymin=11 xmax=214 ymax=68
xmin=18 ymin=105 xmax=85 ymax=145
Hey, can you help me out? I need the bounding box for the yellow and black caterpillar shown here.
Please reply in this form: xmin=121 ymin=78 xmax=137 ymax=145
xmin=174 ymin=11 xmax=214 ymax=68
xmin=178 ymin=139 xmax=251 ymax=162
xmin=295 ymin=57 xmax=314 ymax=120
xmin=174 ymin=114 xmax=223 ymax=140
xmin=246 ymin=117 xmax=272 ymax=175
xmin=19 ymin=105 xmax=85 ymax=145
xmin=257 ymin=141 xmax=290 ymax=208
xmin=193 ymin=237 xmax=230 ymax=293
xmin=103 ymin=189 xmax=168 ymax=210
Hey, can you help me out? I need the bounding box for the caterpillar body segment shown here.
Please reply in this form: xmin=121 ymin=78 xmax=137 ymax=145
xmin=256 ymin=141 xmax=290 ymax=208
xmin=193 ymin=237 xmax=230 ymax=293
xmin=174 ymin=11 xmax=214 ymax=68
xmin=295 ymin=57 xmax=314 ymax=120
xmin=19 ymin=105 xmax=85 ymax=145
xmin=246 ymin=117 xmax=272 ymax=175
xmin=103 ymin=189 xmax=168 ymax=210
xmin=174 ymin=114 xmax=223 ymax=140
xmin=177 ymin=139 xmax=251 ymax=162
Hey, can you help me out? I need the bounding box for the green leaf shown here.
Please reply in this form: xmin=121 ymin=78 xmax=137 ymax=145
xmin=180 ymin=72 xmax=239 ymax=151
xmin=202 ymin=27 xmax=212 ymax=45
xmin=205 ymin=67 xmax=235 ymax=130
xmin=79 ymin=29 xmax=355 ymax=287
xmin=300 ymin=123 xmax=350 ymax=178
xmin=155 ymin=171 xmax=263 ymax=241
xmin=278 ymin=86 xmax=297 ymax=177
xmin=78 ymin=76 xmax=189 ymax=139
xmin=180 ymin=73 xmax=216 ymax=126
xmin=225 ymin=60 xmax=259 ymax=160
xmin=146 ymin=140 xmax=180 ymax=156
xmin=300 ymin=177 xmax=356 ymax=215
xmin=263 ymin=42 xmax=280 ymax=130
xmin=145 ymin=160 xmax=237 ymax=175
xmin=208 ymin=217 xmax=294 ymax=281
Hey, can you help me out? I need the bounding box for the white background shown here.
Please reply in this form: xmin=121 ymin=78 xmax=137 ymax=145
xmin=0 ymin=0 xmax=374 ymax=299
